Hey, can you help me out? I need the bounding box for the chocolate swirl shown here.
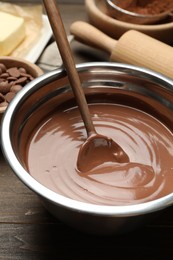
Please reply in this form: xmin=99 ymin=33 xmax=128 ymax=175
xmin=27 ymin=103 xmax=173 ymax=205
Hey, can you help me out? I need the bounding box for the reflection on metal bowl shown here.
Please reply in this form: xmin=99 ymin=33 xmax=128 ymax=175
xmin=1 ymin=62 xmax=173 ymax=235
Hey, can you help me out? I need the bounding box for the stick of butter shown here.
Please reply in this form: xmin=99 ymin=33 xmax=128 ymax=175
xmin=0 ymin=11 xmax=25 ymax=56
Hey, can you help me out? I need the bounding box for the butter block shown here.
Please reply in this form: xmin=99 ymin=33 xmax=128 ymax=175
xmin=0 ymin=11 xmax=25 ymax=56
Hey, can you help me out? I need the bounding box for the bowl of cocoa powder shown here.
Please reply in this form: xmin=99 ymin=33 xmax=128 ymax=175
xmin=0 ymin=56 xmax=43 ymax=121
xmin=2 ymin=62 xmax=173 ymax=235
xmin=106 ymin=0 xmax=173 ymax=24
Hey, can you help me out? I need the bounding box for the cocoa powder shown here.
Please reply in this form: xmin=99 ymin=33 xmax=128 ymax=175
xmin=115 ymin=0 xmax=173 ymax=15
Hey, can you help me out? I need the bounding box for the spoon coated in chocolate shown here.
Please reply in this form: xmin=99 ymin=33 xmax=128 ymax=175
xmin=43 ymin=0 xmax=129 ymax=172
xmin=77 ymin=133 xmax=129 ymax=172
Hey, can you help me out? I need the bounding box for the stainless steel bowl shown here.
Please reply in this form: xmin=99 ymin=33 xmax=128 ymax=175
xmin=1 ymin=62 xmax=173 ymax=235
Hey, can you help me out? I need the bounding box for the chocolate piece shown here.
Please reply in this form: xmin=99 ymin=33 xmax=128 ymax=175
xmin=0 ymin=63 xmax=35 ymax=105
xmin=8 ymin=76 xmax=18 ymax=81
xmin=20 ymin=72 xmax=34 ymax=81
xmin=18 ymin=67 xmax=26 ymax=74
xmin=0 ymin=73 xmax=9 ymax=79
xmin=0 ymin=81 xmax=11 ymax=94
xmin=0 ymin=63 xmax=7 ymax=73
xmin=10 ymin=84 xmax=23 ymax=93
xmin=5 ymin=91 xmax=16 ymax=103
xmin=7 ymin=67 xmax=21 ymax=78
xmin=15 ymin=76 xmax=27 ymax=85
xmin=0 ymin=100 xmax=8 ymax=107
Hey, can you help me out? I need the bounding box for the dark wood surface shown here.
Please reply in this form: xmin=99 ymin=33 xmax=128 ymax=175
xmin=1 ymin=3 xmax=173 ymax=259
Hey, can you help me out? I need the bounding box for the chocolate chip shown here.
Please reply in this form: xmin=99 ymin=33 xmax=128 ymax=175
xmin=19 ymin=67 xmax=27 ymax=74
xmin=0 ymin=81 xmax=11 ymax=94
xmin=0 ymin=73 xmax=9 ymax=79
xmin=20 ymin=72 xmax=34 ymax=81
xmin=0 ymin=100 xmax=8 ymax=107
xmin=15 ymin=76 xmax=27 ymax=85
xmin=0 ymin=63 xmax=35 ymax=105
xmin=8 ymin=76 xmax=18 ymax=81
xmin=7 ymin=67 xmax=21 ymax=78
xmin=10 ymin=84 xmax=23 ymax=93
xmin=0 ymin=63 xmax=7 ymax=73
xmin=5 ymin=92 xmax=16 ymax=103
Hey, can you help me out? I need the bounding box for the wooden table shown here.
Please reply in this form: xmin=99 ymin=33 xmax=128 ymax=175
xmin=1 ymin=3 xmax=173 ymax=259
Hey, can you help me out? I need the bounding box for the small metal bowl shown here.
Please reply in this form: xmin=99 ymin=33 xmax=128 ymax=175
xmin=106 ymin=0 xmax=173 ymax=24
xmin=1 ymin=62 xmax=173 ymax=235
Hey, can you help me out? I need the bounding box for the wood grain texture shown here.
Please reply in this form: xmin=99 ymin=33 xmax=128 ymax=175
xmin=1 ymin=217 xmax=173 ymax=258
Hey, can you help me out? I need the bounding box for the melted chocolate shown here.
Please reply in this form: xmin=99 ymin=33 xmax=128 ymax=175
xmin=26 ymin=101 xmax=173 ymax=206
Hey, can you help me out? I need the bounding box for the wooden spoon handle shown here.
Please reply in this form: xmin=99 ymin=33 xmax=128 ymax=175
xmin=70 ymin=21 xmax=116 ymax=54
xmin=43 ymin=0 xmax=95 ymax=135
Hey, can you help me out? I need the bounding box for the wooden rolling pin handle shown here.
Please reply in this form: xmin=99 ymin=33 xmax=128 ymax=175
xmin=111 ymin=30 xmax=173 ymax=79
xmin=70 ymin=21 xmax=173 ymax=79
xmin=70 ymin=21 xmax=117 ymax=54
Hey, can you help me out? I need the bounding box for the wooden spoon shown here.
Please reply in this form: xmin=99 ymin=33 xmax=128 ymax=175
xmin=43 ymin=0 xmax=129 ymax=172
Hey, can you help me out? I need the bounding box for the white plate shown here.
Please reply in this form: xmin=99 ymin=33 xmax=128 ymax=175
xmin=24 ymin=15 xmax=52 ymax=63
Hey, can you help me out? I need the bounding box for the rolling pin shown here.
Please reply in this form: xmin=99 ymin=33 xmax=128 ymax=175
xmin=70 ymin=21 xmax=173 ymax=79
